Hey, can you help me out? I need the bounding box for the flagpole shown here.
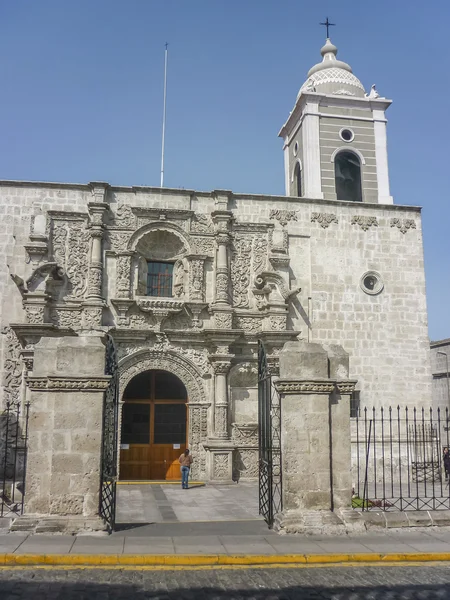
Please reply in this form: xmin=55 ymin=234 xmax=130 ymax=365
xmin=160 ymin=43 xmax=168 ymax=188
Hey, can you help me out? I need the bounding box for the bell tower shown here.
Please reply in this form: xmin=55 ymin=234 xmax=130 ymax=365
xmin=279 ymin=35 xmax=393 ymax=204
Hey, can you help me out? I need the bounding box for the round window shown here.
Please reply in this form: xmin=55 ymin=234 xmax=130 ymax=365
xmin=360 ymin=271 xmax=384 ymax=295
xmin=293 ymin=141 xmax=299 ymax=156
xmin=340 ymin=128 xmax=354 ymax=142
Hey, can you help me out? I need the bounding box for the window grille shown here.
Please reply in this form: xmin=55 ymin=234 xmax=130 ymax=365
xmin=147 ymin=262 xmax=173 ymax=297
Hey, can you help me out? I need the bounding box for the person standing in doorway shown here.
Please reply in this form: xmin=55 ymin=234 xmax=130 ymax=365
xmin=179 ymin=448 xmax=193 ymax=489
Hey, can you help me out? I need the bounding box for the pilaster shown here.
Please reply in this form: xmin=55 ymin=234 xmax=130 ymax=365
xmin=83 ymin=192 xmax=109 ymax=329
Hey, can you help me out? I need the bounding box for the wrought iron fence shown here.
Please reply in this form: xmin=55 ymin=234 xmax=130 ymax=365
xmin=352 ymin=406 xmax=450 ymax=511
xmin=258 ymin=341 xmax=282 ymax=528
xmin=1 ymin=402 xmax=29 ymax=517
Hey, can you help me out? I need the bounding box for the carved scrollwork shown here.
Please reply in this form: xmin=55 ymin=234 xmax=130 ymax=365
xmin=213 ymin=453 xmax=230 ymax=479
xmin=108 ymin=231 xmax=131 ymax=253
xmin=213 ymin=312 xmax=233 ymax=329
xmin=191 ymin=236 xmax=215 ymax=255
xmin=112 ymin=204 xmax=136 ymax=228
xmin=351 ymin=216 xmax=378 ymax=231
xmin=268 ymin=315 xmax=287 ymax=331
xmin=232 ymin=423 xmax=258 ymax=445
xmin=233 ymin=449 xmax=259 ymax=479
xmin=231 ymin=235 xmax=252 ymax=308
xmin=235 ymin=316 xmax=262 ymax=334
xmin=2 ymin=327 xmax=23 ymax=405
xmin=390 ymin=218 xmax=416 ymax=234
xmin=51 ymin=222 xmax=90 ymax=299
xmin=311 ymin=212 xmax=338 ymax=228
xmin=116 ymin=254 xmax=132 ymax=299
xmin=191 ymin=213 xmax=214 ymax=233
xmin=269 ymin=209 xmax=298 ymax=227
xmin=119 ymin=350 xmax=207 ymax=403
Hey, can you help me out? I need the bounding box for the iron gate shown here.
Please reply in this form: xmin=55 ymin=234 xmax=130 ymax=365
xmin=99 ymin=334 xmax=119 ymax=531
xmin=258 ymin=340 xmax=282 ymax=527
xmin=1 ymin=402 xmax=29 ymax=517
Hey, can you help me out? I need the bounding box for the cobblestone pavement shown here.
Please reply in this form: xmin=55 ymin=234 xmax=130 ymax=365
xmin=116 ymin=482 xmax=260 ymax=524
xmin=2 ymin=566 xmax=450 ymax=599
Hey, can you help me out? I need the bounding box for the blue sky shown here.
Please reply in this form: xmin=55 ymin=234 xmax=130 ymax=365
xmin=1 ymin=1 xmax=448 ymax=340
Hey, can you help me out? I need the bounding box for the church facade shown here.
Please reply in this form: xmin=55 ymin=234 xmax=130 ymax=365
xmin=0 ymin=38 xmax=432 ymax=486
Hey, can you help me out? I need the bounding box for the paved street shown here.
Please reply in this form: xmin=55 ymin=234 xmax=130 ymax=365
xmin=116 ymin=481 xmax=261 ymax=524
xmin=2 ymin=565 xmax=450 ymax=598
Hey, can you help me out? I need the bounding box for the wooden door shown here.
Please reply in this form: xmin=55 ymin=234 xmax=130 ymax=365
xmin=119 ymin=399 xmax=187 ymax=481
xmin=152 ymin=402 xmax=187 ymax=480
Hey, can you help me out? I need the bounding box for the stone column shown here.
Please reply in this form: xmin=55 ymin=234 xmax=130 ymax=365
xmin=24 ymin=335 xmax=109 ymax=533
xmin=211 ymin=199 xmax=233 ymax=329
xmin=205 ymin=346 xmax=235 ymax=484
xmin=211 ymin=360 xmax=231 ymax=439
xmin=83 ymin=185 xmax=109 ymax=328
xmin=273 ymin=341 xmax=356 ymax=533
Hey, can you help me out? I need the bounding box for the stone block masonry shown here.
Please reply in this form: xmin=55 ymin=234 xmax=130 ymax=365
xmin=0 ymin=180 xmax=432 ymax=490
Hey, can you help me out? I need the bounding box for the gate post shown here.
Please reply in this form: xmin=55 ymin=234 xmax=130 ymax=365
xmin=22 ymin=334 xmax=109 ymax=533
xmin=274 ymin=341 xmax=356 ymax=533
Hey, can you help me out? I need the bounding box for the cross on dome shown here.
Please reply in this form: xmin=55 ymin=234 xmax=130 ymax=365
xmin=319 ymin=17 xmax=335 ymax=38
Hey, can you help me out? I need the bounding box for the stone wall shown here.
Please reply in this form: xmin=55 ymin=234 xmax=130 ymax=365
xmin=430 ymin=339 xmax=450 ymax=413
xmin=0 ymin=181 xmax=432 ymax=435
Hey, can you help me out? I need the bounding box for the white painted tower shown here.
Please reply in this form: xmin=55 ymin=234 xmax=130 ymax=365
xmin=279 ymin=38 xmax=393 ymax=204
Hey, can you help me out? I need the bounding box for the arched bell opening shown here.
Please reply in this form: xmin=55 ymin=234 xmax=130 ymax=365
xmin=334 ymin=150 xmax=363 ymax=202
xmin=119 ymin=369 xmax=188 ymax=481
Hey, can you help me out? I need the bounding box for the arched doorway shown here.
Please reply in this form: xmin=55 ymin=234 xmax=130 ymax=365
xmin=119 ymin=369 xmax=188 ymax=481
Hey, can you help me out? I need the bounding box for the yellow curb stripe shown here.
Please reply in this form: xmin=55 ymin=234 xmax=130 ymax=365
xmin=3 ymin=552 xmax=450 ymax=567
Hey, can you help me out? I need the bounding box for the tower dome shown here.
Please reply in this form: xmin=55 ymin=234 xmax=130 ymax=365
xmin=298 ymin=38 xmax=365 ymax=98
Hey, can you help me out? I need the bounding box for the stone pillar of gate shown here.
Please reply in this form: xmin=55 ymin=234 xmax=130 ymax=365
xmin=23 ymin=334 xmax=108 ymax=533
xmin=273 ymin=341 xmax=356 ymax=534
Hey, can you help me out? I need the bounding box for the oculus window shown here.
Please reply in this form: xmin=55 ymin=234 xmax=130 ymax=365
xmin=335 ymin=151 xmax=362 ymax=202
xmin=147 ymin=262 xmax=173 ymax=297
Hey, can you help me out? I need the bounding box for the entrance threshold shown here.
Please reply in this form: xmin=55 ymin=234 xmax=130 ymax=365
xmin=117 ymin=480 xmax=205 ymax=486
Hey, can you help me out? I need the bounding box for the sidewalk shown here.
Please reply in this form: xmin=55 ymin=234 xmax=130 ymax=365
xmin=3 ymin=521 xmax=450 ymax=566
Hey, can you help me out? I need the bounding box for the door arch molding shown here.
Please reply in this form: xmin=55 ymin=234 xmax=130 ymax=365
xmin=118 ymin=349 xmax=207 ymax=403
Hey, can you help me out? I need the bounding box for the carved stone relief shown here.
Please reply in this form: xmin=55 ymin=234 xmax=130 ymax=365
xmin=191 ymin=236 xmax=215 ymax=256
xmin=390 ymin=218 xmax=416 ymax=234
xmin=108 ymin=231 xmax=131 ymax=253
xmin=51 ymin=222 xmax=90 ymax=299
xmin=269 ymin=209 xmax=298 ymax=227
xmin=213 ymin=453 xmax=230 ymax=479
xmin=214 ymin=312 xmax=233 ymax=329
xmin=191 ymin=213 xmax=214 ymax=233
xmin=311 ymin=212 xmax=339 ymax=228
xmin=351 ymin=216 xmax=378 ymax=231
xmin=119 ymin=351 xmax=207 ymax=403
xmin=116 ymin=254 xmax=132 ymax=299
xmin=232 ymin=423 xmax=258 ymax=445
xmin=252 ymin=237 xmax=268 ymax=275
xmin=233 ymin=449 xmax=259 ymax=480
xmin=50 ymin=307 xmax=81 ymax=329
xmin=2 ymin=327 xmax=23 ymax=405
xmin=231 ymin=236 xmax=252 ymax=308
xmin=188 ymin=404 xmax=208 ymax=479
xmin=188 ymin=258 xmax=205 ymax=302
xmin=112 ymin=204 xmax=136 ymax=228
xmin=268 ymin=315 xmax=287 ymax=331
xmin=234 ymin=316 xmax=262 ymax=334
